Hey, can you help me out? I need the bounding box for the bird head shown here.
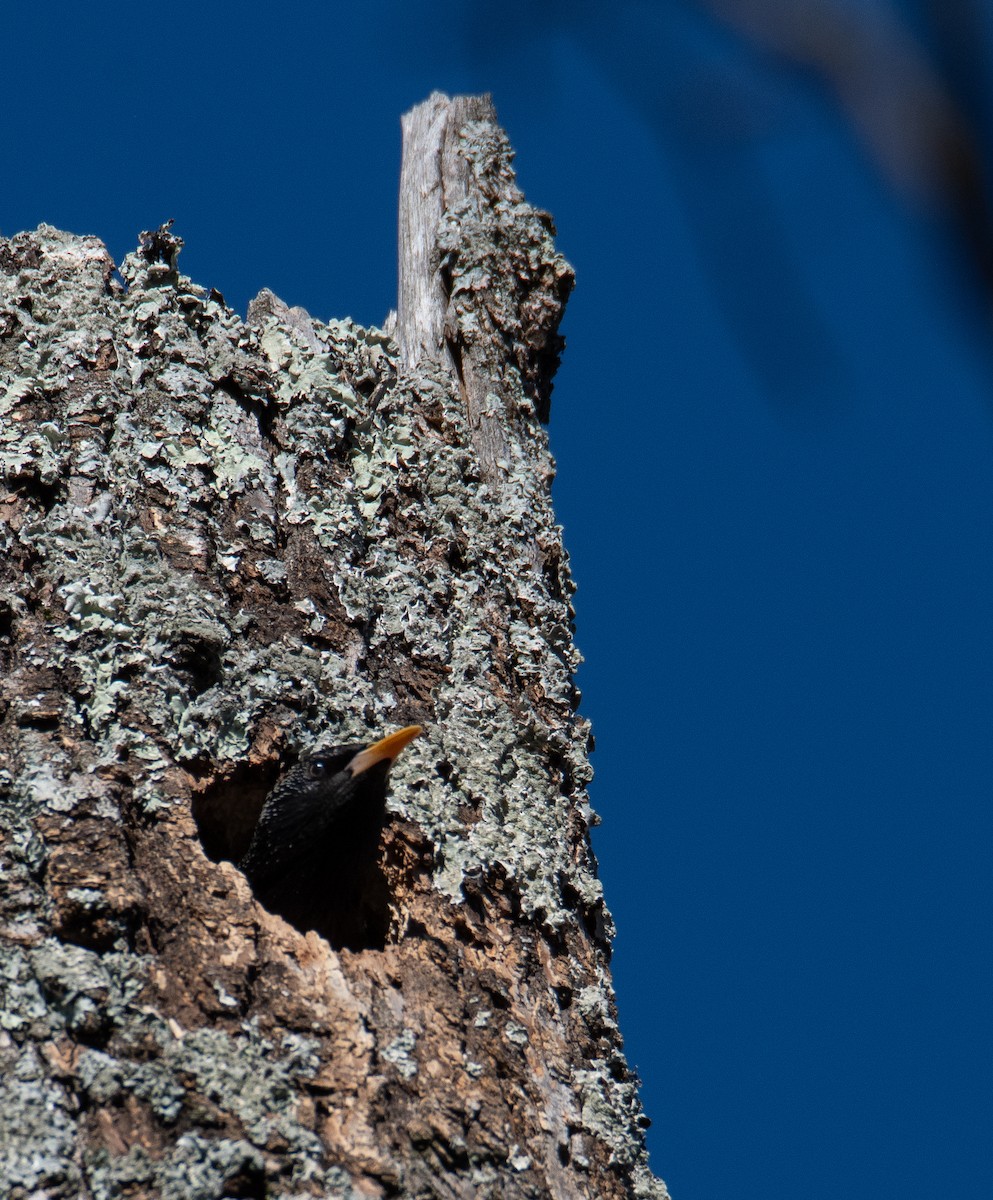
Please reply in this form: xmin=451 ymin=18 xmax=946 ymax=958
xmin=290 ymin=724 xmax=424 ymax=817
xmin=241 ymin=724 xmax=423 ymax=891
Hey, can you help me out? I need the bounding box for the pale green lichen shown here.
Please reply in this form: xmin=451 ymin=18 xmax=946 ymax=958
xmin=381 ymin=1028 xmax=419 ymax=1080
xmin=0 ymin=950 xmax=51 ymax=1038
xmin=83 ymin=1146 xmax=158 ymax=1200
xmin=73 ymin=1019 xmax=328 ymax=1192
xmin=158 ymin=1137 xmax=266 ymax=1200
xmin=0 ymin=1044 xmax=80 ymax=1195
xmin=504 ymin=1021 xmax=530 ymax=1048
xmin=2 ymin=941 xmax=147 ymax=1043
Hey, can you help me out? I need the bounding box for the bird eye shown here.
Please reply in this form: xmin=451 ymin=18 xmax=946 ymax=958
xmin=309 ymin=759 xmax=329 ymax=779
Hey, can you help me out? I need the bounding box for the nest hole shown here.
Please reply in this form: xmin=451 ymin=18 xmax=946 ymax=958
xmin=191 ymin=761 xmax=281 ymax=868
xmin=192 ymin=759 xmax=426 ymax=954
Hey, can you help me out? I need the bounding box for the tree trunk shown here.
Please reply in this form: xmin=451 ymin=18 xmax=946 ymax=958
xmin=0 ymin=93 xmax=668 ymax=1200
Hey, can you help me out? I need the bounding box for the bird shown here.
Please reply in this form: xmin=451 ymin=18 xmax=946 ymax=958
xmin=240 ymin=725 xmax=422 ymax=949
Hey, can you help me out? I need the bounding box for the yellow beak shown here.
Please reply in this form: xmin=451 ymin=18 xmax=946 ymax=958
xmin=347 ymin=725 xmax=423 ymax=777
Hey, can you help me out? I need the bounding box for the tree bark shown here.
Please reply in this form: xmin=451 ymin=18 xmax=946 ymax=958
xmin=0 ymin=94 xmax=668 ymax=1200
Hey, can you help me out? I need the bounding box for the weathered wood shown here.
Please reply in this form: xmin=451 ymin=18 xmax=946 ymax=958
xmin=397 ymin=92 xmax=476 ymax=366
xmin=0 ymin=96 xmax=666 ymax=1200
xmin=398 ymin=91 xmax=574 ymax=477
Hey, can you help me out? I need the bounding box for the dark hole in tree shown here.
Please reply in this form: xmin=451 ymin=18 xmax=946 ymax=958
xmin=16 ymin=711 xmax=60 ymax=732
xmin=192 ymin=755 xmax=397 ymax=953
xmin=192 ymin=761 xmax=278 ymax=871
xmin=168 ymin=636 xmax=224 ymax=698
xmin=13 ymin=474 xmax=60 ymax=513
xmin=553 ymin=985 xmax=573 ymax=1010
xmin=218 ymin=1157 xmax=266 ymax=1200
xmin=0 ymin=598 xmax=15 ymax=642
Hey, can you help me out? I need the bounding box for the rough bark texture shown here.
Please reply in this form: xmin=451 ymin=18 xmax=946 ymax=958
xmin=0 ymin=94 xmax=668 ymax=1200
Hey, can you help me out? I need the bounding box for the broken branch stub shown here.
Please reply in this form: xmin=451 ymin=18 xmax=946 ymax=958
xmin=398 ymin=91 xmax=575 ymax=477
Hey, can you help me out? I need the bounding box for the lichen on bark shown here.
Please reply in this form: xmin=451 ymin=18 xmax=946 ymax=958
xmin=0 ymin=94 xmax=668 ymax=1200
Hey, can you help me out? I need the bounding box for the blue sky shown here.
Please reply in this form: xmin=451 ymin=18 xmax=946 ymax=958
xmin=8 ymin=3 xmax=993 ymax=1197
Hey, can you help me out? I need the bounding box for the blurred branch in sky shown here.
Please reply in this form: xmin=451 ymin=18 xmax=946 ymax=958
xmin=439 ymin=0 xmax=993 ymax=408
xmin=702 ymin=0 xmax=993 ymax=297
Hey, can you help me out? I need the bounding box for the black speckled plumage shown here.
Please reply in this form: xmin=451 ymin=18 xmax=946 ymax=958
xmin=240 ymin=727 xmax=421 ymax=949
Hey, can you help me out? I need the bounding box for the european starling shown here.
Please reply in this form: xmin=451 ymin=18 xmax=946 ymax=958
xmin=241 ymin=725 xmax=422 ymax=948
